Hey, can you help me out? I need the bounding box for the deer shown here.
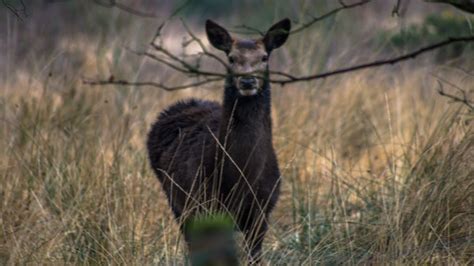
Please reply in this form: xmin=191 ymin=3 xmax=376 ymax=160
xmin=147 ymin=18 xmax=291 ymax=264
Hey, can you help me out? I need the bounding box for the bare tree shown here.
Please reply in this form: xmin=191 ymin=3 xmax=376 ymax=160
xmin=82 ymin=0 xmax=474 ymax=110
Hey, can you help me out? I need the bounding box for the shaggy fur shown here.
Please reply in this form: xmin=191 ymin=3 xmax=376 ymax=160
xmin=147 ymin=18 xmax=290 ymax=263
xmin=147 ymin=77 xmax=280 ymax=260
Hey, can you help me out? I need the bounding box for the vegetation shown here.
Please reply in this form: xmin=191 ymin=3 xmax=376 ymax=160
xmin=1 ymin=1 xmax=473 ymax=264
xmin=380 ymin=12 xmax=474 ymax=62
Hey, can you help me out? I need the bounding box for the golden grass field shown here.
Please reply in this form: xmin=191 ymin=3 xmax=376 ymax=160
xmin=1 ymin=1 xmax=473 ymax=265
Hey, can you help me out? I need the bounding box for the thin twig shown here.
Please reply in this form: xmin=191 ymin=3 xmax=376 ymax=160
xmin=392 ymin=0 xmax=403 ymax=16
xmin=230 ymin=0 xmax=372 ymax=35
xmin=290 ymin=0 xmax=372 ymax=35
xmin=436 ymin=79 xmax=474 ymax=111
xmin=269 ymin=35 xmax=474 ymax=84
xmin=87 ymin=36 xmax=474 ymax=89
xmin=149 ymin=43 xmax=230 ymax=78
xmin=150 ymin=0 xmax=193 ymax=47
xmin=83 ymin=76 xmax=223 ymax=91
xmin=425 ymin=0 xmax=474 ymax=14
xmin=92 ymin=0 xmax=159 ymax=18
xmin=2 ymin=0 xmax=27 ymax=21
xmin=126 ymin=47 xmax=194 ymax=74
xmin=180 ymin=18 xmax=230 ymax=70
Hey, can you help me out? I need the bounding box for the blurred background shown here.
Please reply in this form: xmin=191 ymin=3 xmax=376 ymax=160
xmin=1 ymin=0 xmax=473 ymax=264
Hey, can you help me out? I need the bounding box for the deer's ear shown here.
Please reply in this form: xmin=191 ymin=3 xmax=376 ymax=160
xmin=206 ymin=20 xmax=233 ymax=53
xmin=263 ymin=18 xmax=291 ymax=53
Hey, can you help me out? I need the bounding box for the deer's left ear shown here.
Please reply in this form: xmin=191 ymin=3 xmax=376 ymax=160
xmin=206 ymin=19 xmax=233 ymax=53
xmin=263 ymin=18 xmax=291 ymax=53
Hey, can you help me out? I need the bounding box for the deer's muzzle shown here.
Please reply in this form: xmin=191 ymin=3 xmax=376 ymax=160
xmin=237 ymin=77 xmax=258 ymax=96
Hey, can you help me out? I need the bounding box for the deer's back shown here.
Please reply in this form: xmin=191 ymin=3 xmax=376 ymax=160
xmin=147 ymin=99 xmax=221 ymax=213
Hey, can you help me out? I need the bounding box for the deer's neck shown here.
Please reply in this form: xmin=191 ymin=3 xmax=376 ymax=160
xmin=220 ymin=75 xmax=272 ymax=141
xmin=215 ymin=73 xmax=273 ymax=185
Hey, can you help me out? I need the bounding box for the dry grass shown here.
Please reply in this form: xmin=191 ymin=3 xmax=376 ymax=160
xmin=1 ymin=2 xmax=473 ymax=265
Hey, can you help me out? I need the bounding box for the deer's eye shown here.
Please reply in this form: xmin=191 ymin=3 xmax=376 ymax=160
xmin=262 ymin=55 xmax=268 ymax=62
xmin=228 ymin=56 xmax=235 ymax=64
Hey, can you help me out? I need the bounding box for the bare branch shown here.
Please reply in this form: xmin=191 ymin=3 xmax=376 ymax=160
xmin=338 ymin=0 xmax=348 ymax=7
xmin=86 ymin=35 xmax=474 ymax=91
xmin=150 ymin=43 xmax=228 ymax=78
xmin=92 ymin=0 xmax=158 ymax=18
xmin=290 ymin=0 xmax=372 ymax=35
xmin=392 ymin=0 xmax=403 ymax=16
xmin=83 ymin=76 xmax=223 ymax=91
xmin=436 ymin=79 xmax=474 ymax=111
xmin=425 ymin=0 xmax=474 ymax=14
xmin=180 ymin=18 xmax=230 ymax=69
xmin=270 ymin=35 xmax=474 ymax=85
xmin=125 ymin=47 xmax=193 ymax=74
xmin=2 ymin=0 xmax=27 ymax=21
xmin=230 ymin=0 xmax=372 ymax=35
xmin=84 ymin=1 xmax=474 ymax=93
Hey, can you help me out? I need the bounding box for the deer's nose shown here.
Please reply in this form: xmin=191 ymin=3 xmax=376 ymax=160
xmin=239 ymin=77 xmax=257 ymax=89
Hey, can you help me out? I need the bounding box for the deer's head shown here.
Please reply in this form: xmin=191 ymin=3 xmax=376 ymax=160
xmin=206 ymin=18 xmax=291 ymax=96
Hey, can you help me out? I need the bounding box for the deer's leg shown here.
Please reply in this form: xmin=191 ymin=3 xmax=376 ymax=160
xmin=240 ymin=211 xmax=268 ymax=265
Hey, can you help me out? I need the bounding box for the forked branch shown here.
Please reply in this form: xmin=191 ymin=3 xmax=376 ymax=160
xmin=270 ymin=35 xmax=474 ymax=85
xmin=83 ymin=0 xmax=474 ymax=91
xmin=290 ymin=0 xmax=372 ymax=35
xmin=83 ymin=76 xmax=223 ymax=91
xmin=84 ymin=35 xmax=474 ymax=89
xmin=232 ymin=0 xmax=372 ymax=35
xmin=2 ymin=0 xmax=27 ymax=21
xmin=436 ymin=79 xmax=474 ymax=111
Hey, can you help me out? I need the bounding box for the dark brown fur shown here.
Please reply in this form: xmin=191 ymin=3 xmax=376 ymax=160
xmin=147 ymin=18 xmax=291 ymax=263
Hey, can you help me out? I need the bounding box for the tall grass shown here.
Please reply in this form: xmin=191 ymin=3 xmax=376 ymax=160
xmin=1 ymin=1 xmax=473 ymax=265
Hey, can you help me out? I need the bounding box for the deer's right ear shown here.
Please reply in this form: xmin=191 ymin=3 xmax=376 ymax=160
xmin=263 ymin=18 xmax=291 ymax=53
xmin=206 ymin=20 xmax=233 ymax=53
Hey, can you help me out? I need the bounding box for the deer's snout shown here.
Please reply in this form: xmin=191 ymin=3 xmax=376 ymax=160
xmin=238 ymin=77 xmax=258 ymax=90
